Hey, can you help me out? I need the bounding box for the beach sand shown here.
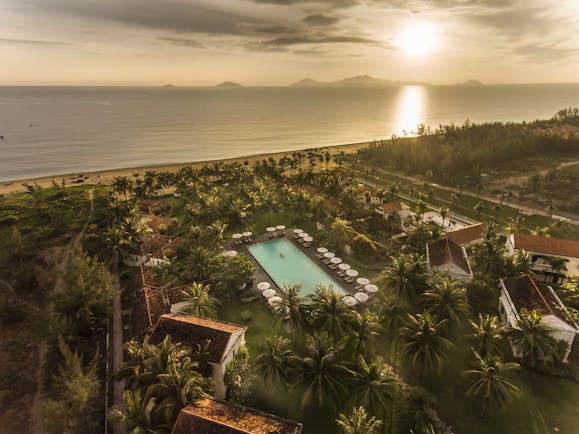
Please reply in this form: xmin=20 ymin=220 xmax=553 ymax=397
xmin=0 ymin=141 xmax=369 ymax=195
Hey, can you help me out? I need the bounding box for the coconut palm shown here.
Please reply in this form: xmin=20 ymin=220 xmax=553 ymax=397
xmin=336 ymin=406 xmax=383 ymax=434
xmin=469 ymin=314 xmax=504 ymax=358
xmin=291 ymin=333 xmax=354 ymax=409
xmin=507 ymin=310 xmax=559 ymax=367
xmin=328 ymin=217 xmax=355 ymax=249
xmin=439 ymin=207 xmax=449 ymax=227
xmin=276 ymin=284 xmax=309 ymax=337
xmin=473 ymin=201 xmax=484 ymax=220
xmin=309 ymin=285 xmax=351 ymax=339
xmin=111 ymin=175 xmax=134 ymax=199
xmin=382 ymin=254 xmax=427 ymax=302
xmin=400 ymin=313 xmax=454 ymax=378
xmin=346 ymin=311 xmax=382 ymax=359
xmin=254 ymin=336 xmax=294 ymax=385
xmin=178 ymin=283 xmax=220 ymax=318
xmin=109 ymin=389 xmax=170 ymax=433
xmin=463 ymin=352 xmax=521 ymax=418
xmin=423 ymin=277 xmax=469 ymax=327
xmin=350 ymin=357 xmax=396 ymax=418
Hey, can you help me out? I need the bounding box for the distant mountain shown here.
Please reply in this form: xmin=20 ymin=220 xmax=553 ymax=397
xmin=457 ymin=79 xmax=484 ymax=87
xmin=217 ymin=81 xmax=243 ymax=87
xmin=162 ymin=84 xmax=175 ymax=87
xmin=290 ymin=75 xmax=427 ymax=88
xmin=290 ymin=78 xmax=326 ymax=88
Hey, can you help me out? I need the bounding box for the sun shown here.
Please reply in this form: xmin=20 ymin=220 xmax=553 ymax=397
xmin=394 ymin=23 xmax=439 ymax=57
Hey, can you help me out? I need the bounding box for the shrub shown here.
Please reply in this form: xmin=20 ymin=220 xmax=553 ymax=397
xmin=240 ymin=310 xmax=254 ymax=323
xmin=351 ymin=233 xmax=378 ymax=257
xmin=158 ymin=223 xmax=168 ymax=235
xmin=0 ymin=215 xmax=18 ymax=226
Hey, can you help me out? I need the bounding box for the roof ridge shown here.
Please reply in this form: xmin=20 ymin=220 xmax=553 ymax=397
xmin=527 ymin=275 xmax=554 ymax=316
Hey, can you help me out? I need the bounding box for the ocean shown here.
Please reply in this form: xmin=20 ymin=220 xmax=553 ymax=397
xmin=1 ymin=84 xmax=579 ymax=182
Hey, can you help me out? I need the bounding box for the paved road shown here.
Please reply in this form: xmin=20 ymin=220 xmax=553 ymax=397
xmin=361 ymin=166 xmax=579 ymax=226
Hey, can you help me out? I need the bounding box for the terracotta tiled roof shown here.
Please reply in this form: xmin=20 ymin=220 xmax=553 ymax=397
xmin=502 ymin=274 xmax=576 ymax=329
xmin=131 ymin=287 xmax=165 ymax=336
xmin=148 ymin=314 xmax=246 ymax=365
xmin=140 ymin=234 xmax=172 ymax=259
xmin=427 ymin=238 xmax=471 ymax=274
xmin=512 ymin=233 xmax=579 ymax=259
xmin=446 ymin=223 xmax=487 ymax=245
xmin=172 ymin=400 xmax=302 ymax=434
xmin=381 ymin=201 xmax=403 ymax=213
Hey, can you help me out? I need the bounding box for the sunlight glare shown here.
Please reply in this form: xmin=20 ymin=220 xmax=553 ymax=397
xmin=394 ymin=23 xmax=439 ymax=57
xmin=394 ymin=85 xmax=425 ymax=137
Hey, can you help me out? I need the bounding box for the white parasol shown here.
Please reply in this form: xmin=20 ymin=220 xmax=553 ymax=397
xmin=354 ymin=292 xmax=369 ymax=302
xmin=356 ymin=277 xmax=370 ymax=286
xmin=303 ymin=236 xmax=313 ymax=242
xmin=330 ymin=257 xmax=342 ymax=264
xmin=365 ymin=284 xmax=379 ymax=293
xmin=299 ymin=232 xmax=310 ymax=238
xmin=275 ymin=225 xmax=286 ymax=231
xmin=323 ymin=252 xmax=336 ymax=259
xmin=317 ymin=247 xmax=329 ymax=254
xmin=293 ymin=228 xmax=304 ymax=234
xmin=242 ymin=231 xmax=253 ymax=237
xmin=257 ymin=282 xmax=271 ymax=291
xmin=266 ymin=227 xmax=276 ymax=232
xmin=343 ymin=296 xmax=357 ymax=307
xmin=222 ymin=250 xmax=238 ymax=257
xmin=268 ymin=296 xmax=283 ymax=306
xmin=232 ymin=233 xmax=242 ymax=239
xmin=338 ymin=263 xmax=351 ymax=271
xmin=262 ymin=289 xmax=277 ymax=298
xmin=346 ymin=269 xmax=359 ymax=277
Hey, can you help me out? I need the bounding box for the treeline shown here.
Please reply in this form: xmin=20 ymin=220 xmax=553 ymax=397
xmin=359 ymin=109 xmax=579 ymax=178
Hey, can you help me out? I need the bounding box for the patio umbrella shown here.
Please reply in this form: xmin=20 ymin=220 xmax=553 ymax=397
xmin=317 ymin=247 xmax=329 ymax=254
xmin=268 ymin=296 xmax=283 ymax=306
xmin=266 ymin=226 xmax=276 ymax=233
xmin=354 ymin=292 xmax=369 ymax=303
xmin=330 ymin=257 xmax=342 ymax=264
xmin=232 ymin=233 xmax=242 ymax=239
xmin=293 ymin=228 xmax=303 ymax=234
xmin=299 ymin=232 xmax=310 ymax=238
xmin=242 ymin=231 xmax=253 ymax=237
xmin=323 ymin=252 xmax=336 ymax=259
xmin=222 ymin=250 xmax=238 ymax=257
xmin=343 ymin=296 xmax=357 ymax=307
xmin=263 ymin=289 xmax=276 ymax=298
xmin=365 ymin=284 xmax=379 ymax=293
xmin=257 ymin=282 xmax=271 ymax=291
xmin=346 ymin=269 xmax=359 ymax=277
xmin=275 ymin=225 xmax=286 ymax=231
xmin=356 ymin=277 xmax=370 ymax=286
xmin=338 ymin=263 xmax=351 ymax=271
xmin=303 ymin=236 xmax=313 ymax=242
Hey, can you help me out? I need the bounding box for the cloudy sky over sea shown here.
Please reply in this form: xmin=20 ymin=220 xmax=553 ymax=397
xmin=1 ymin=0 xmax=578 ymax=85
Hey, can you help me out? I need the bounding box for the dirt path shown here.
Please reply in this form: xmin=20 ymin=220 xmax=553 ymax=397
xmin=29 ymin=189 xmax=94 ymax=433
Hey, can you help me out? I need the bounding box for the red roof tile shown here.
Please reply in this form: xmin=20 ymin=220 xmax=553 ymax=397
xmin=381 ymin=201 xmax=403 ymax=213
xmin=427 ymin=238 xmax=471 ymax=274
xmin=172 ymin=400 xmax=302 ymax=434
xmin=446 ymin=223 xmax=487 ymax=245
xmin=513 ymin=233 xmax=579 ymax=259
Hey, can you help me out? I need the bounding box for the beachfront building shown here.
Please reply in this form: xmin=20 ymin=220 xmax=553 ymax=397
xmin=445 ymin=223 xmax=487 ymax=247
xmin=123 ymin=233 xmax=180 ymax=268
xmin=422 ymin=210 xmax=472 ymax=231
xmin=498 ymin=274 xmax=579 ymax=362
xmin=426 ymin=238 xmax=474 ymax=283
xmin=172 ymin=399 xmax=302 ymax=434
xmin=147 ymin=313 xmax=247 ymax=399
xmin=506 ymin=233 xmax=579 ymax=283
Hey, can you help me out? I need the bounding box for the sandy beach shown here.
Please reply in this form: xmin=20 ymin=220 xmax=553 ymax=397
xmin=0 ymin=141 xmax=369 ymax=195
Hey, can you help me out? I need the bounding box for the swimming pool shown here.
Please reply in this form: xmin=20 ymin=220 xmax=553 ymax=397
xmin=247 ymin=238 xmax=346 ymax=296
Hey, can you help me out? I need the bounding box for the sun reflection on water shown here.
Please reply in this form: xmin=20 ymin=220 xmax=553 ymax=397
xmin=394 ymin=85 xmax=426 ymax=137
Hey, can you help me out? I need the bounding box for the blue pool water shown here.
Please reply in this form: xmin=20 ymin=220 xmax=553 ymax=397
xmin=247 ymin=238 xmax=346 ymax=296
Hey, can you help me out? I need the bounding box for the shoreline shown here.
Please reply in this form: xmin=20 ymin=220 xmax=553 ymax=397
xmin=0 ymin=140 xmax=370 ymax=194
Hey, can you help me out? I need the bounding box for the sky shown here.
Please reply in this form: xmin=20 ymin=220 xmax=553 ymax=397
xmin=1 ymin=0 xmax=578 ymax=85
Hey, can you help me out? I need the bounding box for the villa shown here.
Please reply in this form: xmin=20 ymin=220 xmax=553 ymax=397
xmin=422 ymin=210 xmax=473 ymax=231
xmin=172 ymin=399 xmax=302 ymax=434
xmin=445 ymin=223 xmax=487 ymax=247
xmin=506 ymin=233 xmax=579 ymax=283
xmin=123 ymin=233 xmax=180 ymax=268
xmin=375 ymin=201 xmax=409 ymax=221
xmin=426 ymin=238 xmax=474 ymax=282
xmin=498 ymin=274 xmax=579 ymax=362
xmin=147 ymin=313 xmax=247 ymax=399
xmin=130 ymin=266 xmax=166 ymax=335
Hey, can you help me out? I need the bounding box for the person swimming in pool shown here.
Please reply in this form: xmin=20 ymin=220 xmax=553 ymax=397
xmin=280 ymin=253 xmax=285 ymax=258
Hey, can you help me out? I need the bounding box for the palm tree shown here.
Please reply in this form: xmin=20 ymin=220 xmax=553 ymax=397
xmin=507 ymin=310 xmax=559 ymax=368
xmin=346 ymin=311 xmax=381 ymax=359
xmin=463 ymin=352 xmax=521 ymax=418
xmin=473 ymin=201 xmax=484 ymax=220
xmin=291 ymin=333 xmax=354 ymax=409
xmin=469 ymin=314 xmax=504 ymax=358
xmin=254 ymin=336 xmax=294 ymax=385
xmin=178 ymin=282 xmax=220 ymax=319
xmin=261 ymin=189 xmax=280 ymax=226
xmin=110 ymin=390 xmax=170 ymax=433
xmin=336 ymin=406 xmax=383 ymax=434
xmin=400 ymin=313 xmax=454 ymax=379
xmin=545 ymin=199 xmax=556 ymax=220
xmin=276 ymin=284 xmax=309 ymax=338
xmin=112 ymin=176 xmax=134 ymax=199
xmin=328 ymin=217 xmax=355 ymax=249
xmin=309 ymin=285 xmax=351 ymax=339
xmin=439 ymin=207 xmax=449 ymax=228
xmin=350 ymin=357 xmax=396 ymax=418
xmin=423 ymin=277 xmax=469 ymax=327
xmin=382 ymin=254 xmax=427 ymax=302
xmin=450 ymin=192 xmax=459 ymax=211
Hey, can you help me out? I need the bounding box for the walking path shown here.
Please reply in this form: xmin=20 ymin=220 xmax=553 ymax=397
xmin=29 ymin=189 xmax=94 ymax=433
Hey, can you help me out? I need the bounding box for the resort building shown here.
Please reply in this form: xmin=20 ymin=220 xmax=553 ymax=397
xmin=130 ymin=266 xmax=166 ymax=336
xmin=147 ymin=313 xmax=247 ymax=399
xmin=426 ymin=238 xmax=474 ymax=282
xmin=506 ymin=233 xmax=579 ymax=283
xmin=123 ymin=233 xmax=180 ymax=268
xmin=498 ymin=274 xmax=579 ymax=362
xmin=172 ymin=399 xmax=302 ymax=434
xmin=445 ymin=223 xmax=487 ymax=247
xmin=422 ymin=210 xmax=473 ymax=231
xmin=375 ymin=201 xmax=408 ymax=220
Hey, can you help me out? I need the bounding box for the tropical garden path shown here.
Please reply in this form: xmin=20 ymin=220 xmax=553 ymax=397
xmin=359 ymin=166 xmax=579 ymax=226
xmin=29 ymin=189 xmax=94 ymax=433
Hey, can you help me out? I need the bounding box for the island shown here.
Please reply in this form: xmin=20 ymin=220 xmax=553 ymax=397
xmin=216 ymin=81 xmax=243 ymax=87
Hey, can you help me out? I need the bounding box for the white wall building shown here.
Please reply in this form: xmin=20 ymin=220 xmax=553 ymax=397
xmin=426 ymin=238 xmax=474 ymax=283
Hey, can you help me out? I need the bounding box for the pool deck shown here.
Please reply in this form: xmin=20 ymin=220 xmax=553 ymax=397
xmin=233 ymin=230 xmax=364 ymax=298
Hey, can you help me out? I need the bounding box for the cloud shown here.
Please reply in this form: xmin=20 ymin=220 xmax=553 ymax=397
xmin=252 ymin=0 xmax=358 ymax=7
xmin=159 ymin=36 xmax=205 ymax=48
xmin=263 ymin=34 xmax=379 ymax=45
xmin=252 ymin=25 xmax=301 ymax=34
xmin=512 ymin=40 xmax=578 ymax=62
xmin=303 ymin=14 xmax=340 ymax=26
xmin=0 ymin=37 xmax=71 ymax=47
